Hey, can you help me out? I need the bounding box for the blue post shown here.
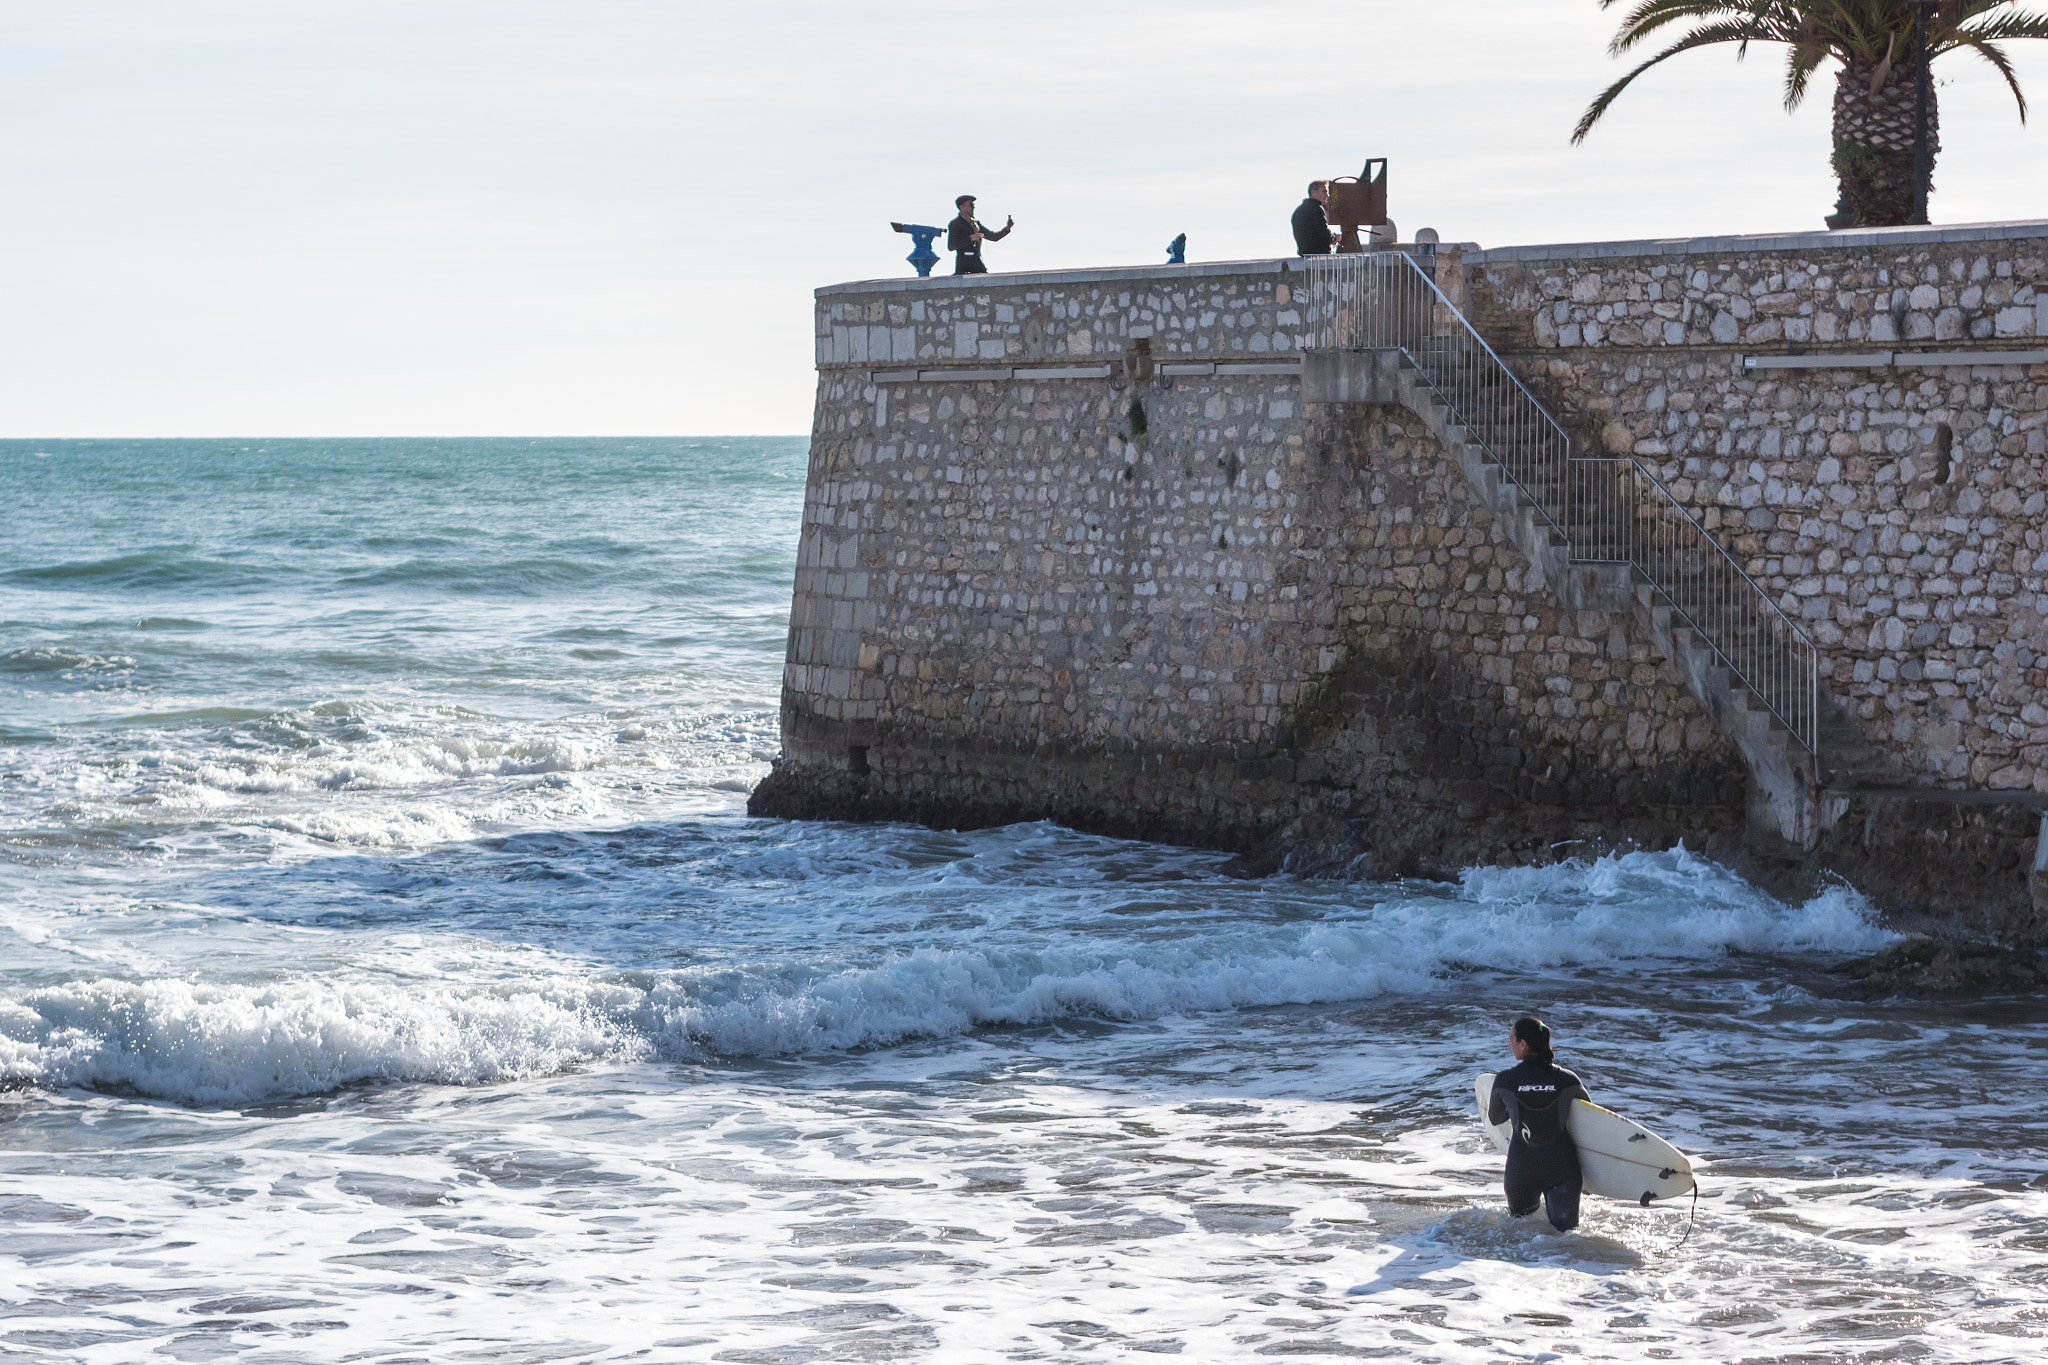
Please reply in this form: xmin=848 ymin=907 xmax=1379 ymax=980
xmin=890 ymin=222 xmax=944 ymax=278
xmin=1165 ymin=233 xmax=1186 ymax=265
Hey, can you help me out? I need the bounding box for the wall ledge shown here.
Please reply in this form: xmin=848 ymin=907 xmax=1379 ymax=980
xmin=1470 ymin=218 xmax=2048 ymax=265
xmin=816 ymin=219 xmax=2048 ymax=298
xmin=816 ymin=257 xmax=1308 ymax=298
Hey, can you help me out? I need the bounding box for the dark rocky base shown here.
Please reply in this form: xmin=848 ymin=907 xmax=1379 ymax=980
xmin=747 ymin=759 xmax=1276 ymax=858
xmin=749 ymin=754 xmax=1744 ymax=883
xmin=754 ymin=752 xmax=2048 ymax=967
xmin=1223 ymin=802 xmax=1743 ymax=882
xmin=1707 ymin=794 xmax=2047 ymax=947
xmin=1829 ymin=935 xmax=2047 ymax=999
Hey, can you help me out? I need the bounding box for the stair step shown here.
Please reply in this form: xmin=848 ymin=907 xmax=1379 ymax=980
xmin=1391 ymin=306 xmax=1822 ymax=781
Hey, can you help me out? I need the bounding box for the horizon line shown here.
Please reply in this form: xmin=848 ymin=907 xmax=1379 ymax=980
xmin=0 ymin=433 xmax=813 ymax=442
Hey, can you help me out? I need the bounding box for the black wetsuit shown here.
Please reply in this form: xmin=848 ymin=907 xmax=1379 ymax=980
xmin=1488 ymin=1059 xmax=1589 ymax=1232
xmin=1291 ymin=197 xmax=1334 ymax=255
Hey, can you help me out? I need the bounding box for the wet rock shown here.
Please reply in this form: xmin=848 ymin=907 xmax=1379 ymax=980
xmin=1831 ymin=934 xmax=2047 ymax=999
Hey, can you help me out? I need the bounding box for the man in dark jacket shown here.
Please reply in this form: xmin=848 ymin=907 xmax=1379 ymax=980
xmin=1291 ymin=181 xmax=1334 ymax=256
xmin=947 ymin=195 xmax=1014 ymax=275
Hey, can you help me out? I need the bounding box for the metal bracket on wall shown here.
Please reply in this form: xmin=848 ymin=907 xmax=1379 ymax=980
xmin=1743 ymin=349 xmax=2048 ymax=372
xmin=865 ymin=359 xmax=1302 ymax=384
xmin=868 ymin=363 xmax=1133 ymax=383
xmin=1157 ymin=361 xmax=1304 ymax=378
xmin=1213 ymin=361 xmax=1303 ymax=376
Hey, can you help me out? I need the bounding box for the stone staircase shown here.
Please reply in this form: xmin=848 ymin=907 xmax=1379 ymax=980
xmin=1299 ymin=254 xmax=1881 ymax=845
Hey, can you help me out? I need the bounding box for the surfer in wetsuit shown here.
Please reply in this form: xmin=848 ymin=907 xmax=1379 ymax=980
xmin=1488 ymin=1016 xmax=1589 ymax=1232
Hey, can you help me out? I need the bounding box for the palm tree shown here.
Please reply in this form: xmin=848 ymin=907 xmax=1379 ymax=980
xmin=1572 ymin=2 xmax=2048 ymax=228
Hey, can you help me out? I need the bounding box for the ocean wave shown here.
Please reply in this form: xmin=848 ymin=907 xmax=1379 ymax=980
xmin=0 ymin=647 xmax=136 ymax=675
xmin=109 ymin=735 xmax=600 ymax=803
xmin=1452 ymin=845 xmax=1897 ymax=956
xmin=0 ymin=853 xmax=1895 ymax=1105
xmin=336 ymin=556 xmax=618 ymax=594
xmin=308 ymin=736 xmax=599 ymax=789
xmin=0 ymin=978 xmax=630 ymax=1105
xmin=4 ymin=550 xmax=282 ymax=592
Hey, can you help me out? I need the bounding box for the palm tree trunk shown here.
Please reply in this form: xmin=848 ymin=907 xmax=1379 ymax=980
xmin=1826 ymin=54 xmax=1940 ymax=228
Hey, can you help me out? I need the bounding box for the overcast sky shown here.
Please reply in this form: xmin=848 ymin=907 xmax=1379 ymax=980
xmin=3 ymin=1 xmax=2042 ymax=437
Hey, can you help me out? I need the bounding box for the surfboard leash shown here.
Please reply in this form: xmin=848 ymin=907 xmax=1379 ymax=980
xmin=1669 ymin=1180 xmax=1699 ymax=1253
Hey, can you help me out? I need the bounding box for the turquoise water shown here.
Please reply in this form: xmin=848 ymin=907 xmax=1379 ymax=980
xmin=1 ymin=437 xmax=796 ymax=863
xmin=1 ymin=438 xmax=2044 ymax=1362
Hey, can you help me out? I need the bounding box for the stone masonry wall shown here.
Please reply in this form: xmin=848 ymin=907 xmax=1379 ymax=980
xmin=1466 ymin=222 xmax=2048 ymax=793
xmin=815 ymin=259 xmax=1308 ymax=369
xmin=757 ymin=262 xmax=1744 ymax=878
xmin=760 ymin=227 xmax=2048 ymax=936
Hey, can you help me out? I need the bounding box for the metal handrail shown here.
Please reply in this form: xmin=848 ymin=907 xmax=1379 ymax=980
xmin=1569 ymin=459 xmax=1818 ymax=752
xmin=1304 ymin=252 xmax=1574 ymax=539
xmin=1302 ymin=251 xmax=1819 ymax=754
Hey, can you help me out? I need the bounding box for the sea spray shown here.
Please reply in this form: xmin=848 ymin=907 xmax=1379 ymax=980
xmin=2 ymin=847 xmax=1897 ymax=1105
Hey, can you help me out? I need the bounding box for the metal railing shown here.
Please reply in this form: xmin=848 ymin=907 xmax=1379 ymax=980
xmin=1303 ymin=251 xmax=1818 ymax=754
xmin=1303 ymin=252 xmax=1572 ymax=538
xmin=1569 ymin=460 xmax=1818 ymax=751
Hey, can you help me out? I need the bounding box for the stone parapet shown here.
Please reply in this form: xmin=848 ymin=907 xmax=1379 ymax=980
xmin=1468 ymin=220 xmax=2046 ymax=353
xmin=761 ymin=227 xmax=2048 ymax=941
xmin=815 ymin=258 xmax=1310 ymax=370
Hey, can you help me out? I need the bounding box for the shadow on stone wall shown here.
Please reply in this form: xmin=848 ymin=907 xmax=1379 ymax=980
xmin=750 ymin=629 xmax=1752 ymax=888
xmin=1246 ymin=633 xmax=1747 ymax=880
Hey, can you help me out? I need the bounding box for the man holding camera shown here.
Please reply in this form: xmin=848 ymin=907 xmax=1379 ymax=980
xmin=947 ymin=195 xmax=1013 ymax=275
xmin=1292 ymin=180 xmax=1334 ymax=256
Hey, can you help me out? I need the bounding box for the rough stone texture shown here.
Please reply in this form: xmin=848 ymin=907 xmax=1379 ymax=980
xmin=1467 ymin=229 xmax=2048 ymax=794
xmin=761 ymin=227 xmax=2048 ymax=944
xmin=1469 ymin=232 xmax=2043 ymax=353
xmin=816 ymin=261 xmax=1308 ymax=368
xmin=760 ymin=269 xmax=1746 ymax=881
xmin=1828 ymin=934 xmax=2046 ymax=999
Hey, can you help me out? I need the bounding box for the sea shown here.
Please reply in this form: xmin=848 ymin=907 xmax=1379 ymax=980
xmin=2 ymin=436 xmax=2044 ymax=1364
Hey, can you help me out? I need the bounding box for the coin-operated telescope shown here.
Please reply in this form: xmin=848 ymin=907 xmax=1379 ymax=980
xmin=1327 ymin=159 xmax=1388 ymax=254
xmin=889 ymin=222 xmax=944 ymax=277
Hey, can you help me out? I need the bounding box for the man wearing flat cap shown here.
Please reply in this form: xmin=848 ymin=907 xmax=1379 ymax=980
xmin=946 ymin=195 xmax=1013 ymax=275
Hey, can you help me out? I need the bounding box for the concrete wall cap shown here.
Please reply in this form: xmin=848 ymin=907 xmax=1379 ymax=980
xmin=816 ymin=257 xmax=1306 ymax=297
xmin=1470 ymin=218 xmax=2048 ymax=265
xmin=817 ymin=220 xmax=2048 ymax=296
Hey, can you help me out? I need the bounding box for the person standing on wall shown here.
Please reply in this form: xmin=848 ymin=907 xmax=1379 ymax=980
xmin=1291 ymin=180 xmax=1334 ymax=256
xmin=947 ymin=195 xmax=1013 ymax=275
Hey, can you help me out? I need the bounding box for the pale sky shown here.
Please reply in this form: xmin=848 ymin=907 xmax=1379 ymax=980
xmin=3 ymin=1 xmax=2042 ymax=437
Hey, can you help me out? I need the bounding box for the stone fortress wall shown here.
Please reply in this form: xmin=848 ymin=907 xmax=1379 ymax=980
xmin=753 ymin=222 xmax=2048 ymax=939
xmin=1465 ymin=222 xmax=2048 ymax=795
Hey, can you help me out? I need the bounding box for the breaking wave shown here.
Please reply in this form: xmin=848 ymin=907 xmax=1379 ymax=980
xmin=0 ymin=848 xmax=1896 ymax=1106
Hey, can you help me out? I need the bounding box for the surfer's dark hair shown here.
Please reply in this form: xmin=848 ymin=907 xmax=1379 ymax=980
xmin=1513 ymin=1016 xmax=1554 ymax=1063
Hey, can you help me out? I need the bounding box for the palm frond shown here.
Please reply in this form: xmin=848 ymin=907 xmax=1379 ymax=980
xmin=1574 ymin=18 xmax=1797 ymax=141
xmin=1952 ymin=36 xmax=2031 ymax=118
xmin=1942 ymin=7 xmax=2048 ymax=46
xmin=1782 ymin=41 xmax=1831 ymax=110
xmin=1606 ymin=1 xmax=1802 ymax=55
xmin=1798 ymin=0 xmax=1901 ymax=62
xmin=1577 ymin=0 xmax=2048 ymax=143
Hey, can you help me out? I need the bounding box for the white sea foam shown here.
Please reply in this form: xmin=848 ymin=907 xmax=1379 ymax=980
xmin=1453 ymin=844 xmax=1898 ymax=956
xmin=4 ymin=704 xmax=777 ymax=852
xmin=0 ymin=978 xmax=633 ymax=1105
xmin=0 ymin=851 xmax=1897 ymax=1105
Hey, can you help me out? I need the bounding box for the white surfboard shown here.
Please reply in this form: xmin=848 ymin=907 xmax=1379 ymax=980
xmin=1476 ymin=1072 xmax=1694 ymax=1205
